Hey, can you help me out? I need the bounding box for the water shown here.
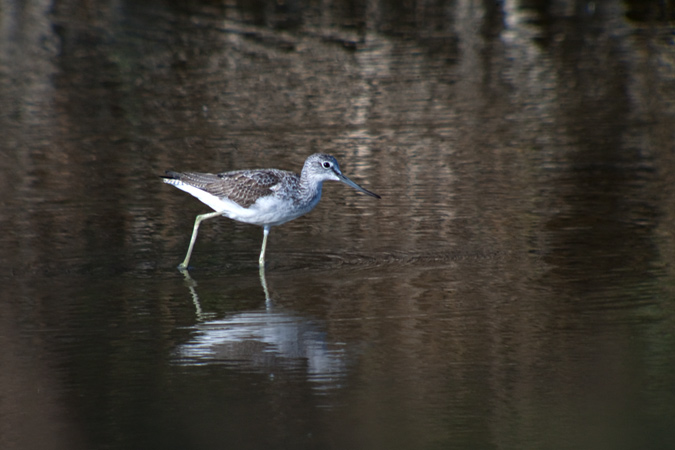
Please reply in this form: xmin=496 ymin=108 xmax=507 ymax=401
xmin=1 ymin=1 xmax=674 ymax=449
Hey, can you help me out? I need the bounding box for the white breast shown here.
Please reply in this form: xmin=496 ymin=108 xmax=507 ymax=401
xmin=165 ymin=179 xmax=323 ymax=227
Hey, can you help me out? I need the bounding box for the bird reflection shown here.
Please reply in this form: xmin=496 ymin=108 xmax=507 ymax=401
xmin=174 ymin=269 xmax=347 ymax=388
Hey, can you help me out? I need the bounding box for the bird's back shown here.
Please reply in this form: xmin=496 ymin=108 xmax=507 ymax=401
xmin=162 ymin=168 xmax=298 ymax=208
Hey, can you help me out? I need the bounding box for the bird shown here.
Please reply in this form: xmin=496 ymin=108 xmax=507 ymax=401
xmin=161 ymin=153 xmax=380 ymax=270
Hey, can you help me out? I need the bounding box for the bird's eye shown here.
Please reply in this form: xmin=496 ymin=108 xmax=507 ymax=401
xmin=322 ymin=162 xmax=331 ymax=168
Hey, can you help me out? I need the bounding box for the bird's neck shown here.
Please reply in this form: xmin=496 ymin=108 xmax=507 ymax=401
xmin=298 ymin=173 xmax=323 ymax=203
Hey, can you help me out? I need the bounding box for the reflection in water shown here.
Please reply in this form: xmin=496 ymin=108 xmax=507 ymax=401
xmin=1 ymin=1 xmax=675 ymax=449
xmin=174 ymin=270 xmax=347 ymax=390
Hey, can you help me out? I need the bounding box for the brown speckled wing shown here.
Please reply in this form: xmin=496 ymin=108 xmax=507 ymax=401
xmin=164 ymin=169 xmax=287 ymax=208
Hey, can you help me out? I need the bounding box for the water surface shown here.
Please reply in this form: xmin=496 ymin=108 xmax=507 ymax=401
xmin=1 ymin=1 xmax=674 ymax=449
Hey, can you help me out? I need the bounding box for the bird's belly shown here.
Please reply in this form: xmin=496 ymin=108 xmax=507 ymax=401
xmin=224 ymin=195 xmax=319 ymax=227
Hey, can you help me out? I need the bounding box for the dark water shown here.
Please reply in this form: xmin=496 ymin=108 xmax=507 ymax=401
xmin=2 ymin=1 xmax=675 ymax=449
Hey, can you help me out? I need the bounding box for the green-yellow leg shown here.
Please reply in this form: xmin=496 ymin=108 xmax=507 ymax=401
xmin=258 ymin=226 xmax=271 ymax=268
xmin=259 ymin=263 xmax=270 ymax=301
xmin=178 ymin=211 xmax=223 ymax=270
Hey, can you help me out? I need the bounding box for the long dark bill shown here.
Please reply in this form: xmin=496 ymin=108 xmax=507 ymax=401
xmin=337 ymin=173 xmax=381 ymax=199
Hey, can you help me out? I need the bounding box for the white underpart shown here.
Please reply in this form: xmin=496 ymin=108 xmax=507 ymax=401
xmin=164 ymin=179 xmax=323 ymax=227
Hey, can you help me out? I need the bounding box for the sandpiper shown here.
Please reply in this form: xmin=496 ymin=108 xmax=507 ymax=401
xmin=162 ymin=153 xmax=380 ymax=269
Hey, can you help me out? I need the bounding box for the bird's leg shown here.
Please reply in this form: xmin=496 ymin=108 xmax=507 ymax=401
xmin=259 ymin=263 xmax=271 ymax=302
xmin=258 ymin=226 xmax=270 ymax=268
xmin=178 ymin=211 xmax=223 ymax=270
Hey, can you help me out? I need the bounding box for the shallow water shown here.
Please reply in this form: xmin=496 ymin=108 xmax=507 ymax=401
xmin=1 ymin=1 xmax=675 ymax=449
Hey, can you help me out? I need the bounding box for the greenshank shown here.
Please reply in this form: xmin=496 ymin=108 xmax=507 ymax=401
xmin=162 ymin=153 xmax=380 ymax=269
